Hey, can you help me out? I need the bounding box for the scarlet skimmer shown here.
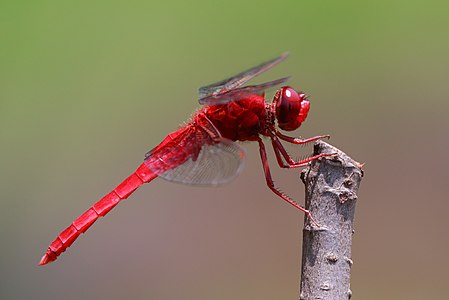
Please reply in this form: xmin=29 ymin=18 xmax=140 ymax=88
xmin=40 ymin=52 xmax=332 ymax=265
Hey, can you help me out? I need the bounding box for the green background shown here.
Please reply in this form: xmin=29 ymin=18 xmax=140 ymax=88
xmin=1 ymin=1 xmax=448 ymax=299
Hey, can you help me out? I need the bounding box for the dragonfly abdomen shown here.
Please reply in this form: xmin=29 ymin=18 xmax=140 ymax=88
xmin=39 ymin=163 xmax=157 ymax=265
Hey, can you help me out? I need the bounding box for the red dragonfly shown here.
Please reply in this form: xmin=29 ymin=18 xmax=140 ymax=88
xmin=40 ymin=53 xmax=332 ymax=266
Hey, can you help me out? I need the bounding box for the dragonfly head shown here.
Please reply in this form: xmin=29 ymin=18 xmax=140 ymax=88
xmin=273 ymin=86 xmax=310 ymax=131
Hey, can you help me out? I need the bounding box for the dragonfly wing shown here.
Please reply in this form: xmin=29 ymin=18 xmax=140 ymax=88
xmin=158 ymin=138 xmax=245 ymax=186
xmin=198 ymin=52 xmax=289 ymax=100
xmin=145 ymin=123 xmax=245 ymax=186
xmin=199 ymin=77 xmax=290 ymax=106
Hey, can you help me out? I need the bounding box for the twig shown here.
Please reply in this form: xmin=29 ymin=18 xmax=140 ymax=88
xmin=299 ymin=141 xmax=363 ymax=300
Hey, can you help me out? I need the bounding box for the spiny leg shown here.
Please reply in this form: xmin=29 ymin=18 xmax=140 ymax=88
xmin=270 ymin=135 xmax=336 ymax=169
xmin=256 ymin=137 xmax=318 ymax=226
xmin=275 ymin=130 xmax=330 ymax=145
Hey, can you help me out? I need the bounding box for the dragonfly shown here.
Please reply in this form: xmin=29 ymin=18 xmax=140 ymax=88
xmin=39 ymin=52 xmax=333 ymax=266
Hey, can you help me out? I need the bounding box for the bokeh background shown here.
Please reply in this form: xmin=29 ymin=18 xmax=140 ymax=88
xmin=1 ymin=1 xmax=448 ymax=299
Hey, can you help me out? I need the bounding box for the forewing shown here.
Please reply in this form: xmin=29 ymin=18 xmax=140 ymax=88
xmin=158 ymin=139 xmax=246 ymax=186
xmin=198 ymin=52 xmax=288 ymax=100
xmin=199 ymin=77 xmax=290 ymax=106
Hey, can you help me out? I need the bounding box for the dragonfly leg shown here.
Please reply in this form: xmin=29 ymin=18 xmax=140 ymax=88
xmin=270 ymin=135 xmax=336 ymax=168
xmin=257 ymin=138 xmax=319 ymax=226
xmin=275 ymin=130 xmax=330 ymax=145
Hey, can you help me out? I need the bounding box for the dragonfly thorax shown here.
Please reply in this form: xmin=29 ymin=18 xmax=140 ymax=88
xmin=202 ymin=94 xmax=267 ymax=142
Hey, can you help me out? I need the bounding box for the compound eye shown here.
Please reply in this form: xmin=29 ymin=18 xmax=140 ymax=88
xmin=275 ymin=87 xmax=301 ymax=130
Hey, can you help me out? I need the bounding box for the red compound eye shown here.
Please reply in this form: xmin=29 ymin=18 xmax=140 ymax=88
xmin=274 ymin=86 xmax=310 ymax=131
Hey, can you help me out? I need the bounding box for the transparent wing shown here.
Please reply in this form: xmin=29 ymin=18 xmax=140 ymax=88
xmin=198 ymin=52 xmax=289 ymax=100
xmin=145 ymin=123 xmax=245 ymax=186
xmin=158 ymin=139 xmax=246 ymax=186
xmin=199 ymin=77 xmax=290 ymax=106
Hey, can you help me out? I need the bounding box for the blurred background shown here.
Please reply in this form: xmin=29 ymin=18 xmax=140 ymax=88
xmin=1 ymin=1 xmax=448 ymax=299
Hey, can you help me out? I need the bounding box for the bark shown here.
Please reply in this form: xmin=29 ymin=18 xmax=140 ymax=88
xmin=299 ymin=141 xmax=363 ymax=300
